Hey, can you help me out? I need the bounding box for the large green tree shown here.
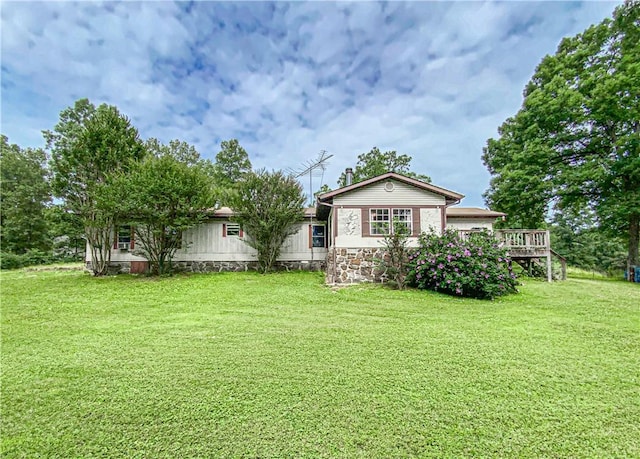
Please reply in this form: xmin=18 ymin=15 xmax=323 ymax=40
xmin=337 ymin=147 xmax=431 ymax=187
xmin=104 ymin=142 xmax=216 ymax=275
xmin=483 ymin=1 xmax=640 ymax=268
xmin=214 ymin=139 xmax=252 ymax=188
xmin=46 ymin=99 xmax=146 ymax=275
xmin=0 ymin=135 xmax=51 ymax=253
xmin=229 ymin=169 xmax=305 ymax=272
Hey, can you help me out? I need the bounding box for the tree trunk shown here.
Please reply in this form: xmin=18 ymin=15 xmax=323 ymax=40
xmin=629 ymin=212 xmax=639 ymax=272
xmin=86 ymin=223 xmax=112 ymax=276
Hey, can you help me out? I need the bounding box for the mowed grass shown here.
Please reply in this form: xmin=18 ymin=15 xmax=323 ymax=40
xmin=1 ymin=269 xmax=638 ymax=458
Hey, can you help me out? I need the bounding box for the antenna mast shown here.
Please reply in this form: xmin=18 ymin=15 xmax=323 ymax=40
xmin=287 ymin=150 xmax=334 ymax=206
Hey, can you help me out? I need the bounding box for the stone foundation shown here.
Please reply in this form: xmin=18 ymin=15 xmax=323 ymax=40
xmin=325 ymin=247 xmax=388 ymax=284
xmin=87 ymin=260 xmax=325 ymax=275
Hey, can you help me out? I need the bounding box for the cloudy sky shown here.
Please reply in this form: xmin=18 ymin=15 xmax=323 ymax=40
xmin=1 ymin=1 xmax=621 ymax=206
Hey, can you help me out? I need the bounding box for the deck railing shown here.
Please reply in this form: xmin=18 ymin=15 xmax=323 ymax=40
xmin=457 ymin=229 xmax=550 ymax=250
xmin=457 ymin=229 xmax=560 ymax=281
xmin=495 ymin=229 xmax=550 ymax=250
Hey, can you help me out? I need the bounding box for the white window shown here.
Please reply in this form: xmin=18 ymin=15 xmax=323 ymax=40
xmin=370 ymin=208 xmax=390 ymax=235
xmin=117 ymin=225 xmax=132 ymax=250
xmin=393 ymin=208 xmax=412 ymax=234
xmin=369 ymin=208 xmax=412 ymax=236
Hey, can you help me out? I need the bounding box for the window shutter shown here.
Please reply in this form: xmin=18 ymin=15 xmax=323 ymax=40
xmin=130 ymin=227 xmax=135 ymax=250
xmin=239 ymin=228 xmax=244 ymax=238
xmin=222 ymin=223 xmax=227 ymax=237
xmin=113 ymin=227 xmax=118 ymax=249
xmin=361 ymin=208 xmax=370 ymax=237
xmin=412 ymin=207 xmax=420 ymax=236
xmin=308 ymin=224 xmax=313 ymax=248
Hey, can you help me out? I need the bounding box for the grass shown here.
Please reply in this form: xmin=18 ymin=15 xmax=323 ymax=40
xmin=1 ymin=269 xmax=638 ymax=458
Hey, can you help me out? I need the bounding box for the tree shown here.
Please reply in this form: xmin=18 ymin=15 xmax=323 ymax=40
xmin=229 ymin=169 xmax=305 ymax=272
xmin=45 ymin=204 xmax=85 ymax=259
xmin=0 ymin=135 xmax=51 ymax=253
xmin=104 ymin=145 xmax=216 ymax=275
xmin=338 ymin=147 xmax=431 ymax=187
xmin=483 ymin=1 xmax=640 ymax=268
xmin=550 ymin=212 xmax=627 ymax=274
xmin=214 ymin=139 xmax=252 ymax=188
xmin=46 ymin=99 xmax=146 ymax=275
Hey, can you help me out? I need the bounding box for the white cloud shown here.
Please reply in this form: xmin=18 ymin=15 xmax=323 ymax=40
xmin=1 ymin=0 xmax=622 ymax=206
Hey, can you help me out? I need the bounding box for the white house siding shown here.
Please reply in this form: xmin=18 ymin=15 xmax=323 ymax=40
xmin=333 ymin=207 xmax=420 ymax=248
xmin=333 ymin=180 xmax=446 ymax=206
xmin=420 ymin=208 xmax=443 ymax=235
xmin=98 ymin=220 xmax=327 ymax=264
xmin=446 ymin=218 xmax=495 ymax=231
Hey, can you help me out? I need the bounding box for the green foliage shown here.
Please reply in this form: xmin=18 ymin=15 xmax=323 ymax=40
xmin=483 ymin=2 xmax=640 ymax=266
xmin=47 ymin=99 xmax=145 ymax=275
xmin=104 ymin=145 xmax=216 ymax=275
xmin=0 ymin=249 xmax=53 ymax=270
xmin=314 ymin=183 xmax=332 ymax=198
xmin=2 ymin=270 xmax=639 ymax=457
xmin=229 ymin=169 xmax=305 ymax=272
xmin=338 ymin=147 xmax=431 ymax=187
xmin=0 ymin=135 xmax=51 ymax=253
xmin=378 ymin=219 xmax=411 ymax=289
xmin=408 ymin=229 xmax=518 ymax=299
xmin=45 ymin=205 xmax=85 ymax=259
xmin=213 ymin=139 xmax=252 ymax=200
xmin=551 ymin=212 xmax=627 ymax=275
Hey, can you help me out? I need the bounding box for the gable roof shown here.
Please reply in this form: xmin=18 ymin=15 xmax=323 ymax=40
xmin=446 ymin=207 xmax=506 ymax=218
xmin=317 ymin=172 xmax=464 ymax=203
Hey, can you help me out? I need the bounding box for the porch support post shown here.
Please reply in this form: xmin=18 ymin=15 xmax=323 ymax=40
xmin=546 ymin=230 xmax=552 ymax=282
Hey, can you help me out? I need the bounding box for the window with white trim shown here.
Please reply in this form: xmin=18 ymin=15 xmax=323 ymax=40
xmin=393 ymin=208 xmax=412 ymax=234
xmin=369 ymin=208 xmax=412 ymax=235
xmin=370 ymin=208 xmax=390 ymax=235
xmin=117 ymin=225 xmax=132 ymax=250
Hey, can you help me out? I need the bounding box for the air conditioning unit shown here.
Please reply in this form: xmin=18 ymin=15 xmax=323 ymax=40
xmin=118 ymin=242 xmax=129 ymax=250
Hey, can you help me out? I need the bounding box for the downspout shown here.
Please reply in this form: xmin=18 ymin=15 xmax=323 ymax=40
xmin=442 ymin=198 xmax=462 ymax=233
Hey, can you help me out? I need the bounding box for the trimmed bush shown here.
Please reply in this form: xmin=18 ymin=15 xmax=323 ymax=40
xmin=408 ymin=229 xmax=518 ymax=300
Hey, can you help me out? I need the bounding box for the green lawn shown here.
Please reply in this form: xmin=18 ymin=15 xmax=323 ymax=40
xmin=1 ymin=269 xmax=638 ymax=458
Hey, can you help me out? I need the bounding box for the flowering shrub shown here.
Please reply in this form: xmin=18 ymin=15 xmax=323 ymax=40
xmin=407 ymin=229 xmax=518 ymax=300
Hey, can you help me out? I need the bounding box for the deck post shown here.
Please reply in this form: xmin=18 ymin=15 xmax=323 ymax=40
xmin=546 ymin=230 xmax=552 ymax=282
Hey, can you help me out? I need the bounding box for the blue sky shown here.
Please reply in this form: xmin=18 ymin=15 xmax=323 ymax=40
xmin=1 ymin=1 xmax=621 ymax=206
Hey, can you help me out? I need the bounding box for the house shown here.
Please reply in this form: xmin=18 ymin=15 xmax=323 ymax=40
xmin=315 ymin=172 xmax=505 ymax=283
xmin=98 ymin=171 xmax=506 ymax=280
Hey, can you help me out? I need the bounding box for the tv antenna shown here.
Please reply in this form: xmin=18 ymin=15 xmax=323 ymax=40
xmin=287 ymin=150 xmax=334 ymax=206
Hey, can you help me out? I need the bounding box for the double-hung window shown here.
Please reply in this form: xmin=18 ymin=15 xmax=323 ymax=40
xmin=370 ymin=208 xmax=390 ymax=235
xmin=392 ymin=208 xmax=412 ymax=234
xmin=311 ymin=224 xmax=326 ymax=248
xmin=116 ymin=225 xmax=133 ymax=250
xmin=370 ymin=208 xmax=412 ymax=235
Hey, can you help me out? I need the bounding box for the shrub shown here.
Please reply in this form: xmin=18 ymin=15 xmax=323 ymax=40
xmin=0 ymin=252 xmax=26 ymax=270
xmin=408 ymin=229 xmax=518 ymax=300
xmin=0 ymin=249 xmax=53 ymax=270
xmin=378 ymin=219 xmax=411 ymax=289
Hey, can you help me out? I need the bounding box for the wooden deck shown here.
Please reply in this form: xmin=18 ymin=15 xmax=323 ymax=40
xmin=458 ymin=229 xmax=566 ymax=281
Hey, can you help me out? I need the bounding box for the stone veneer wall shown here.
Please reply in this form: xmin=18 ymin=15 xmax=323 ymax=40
xmin=325 ymin=247 xmax=389 ymax=284
xmin=87 ymin=260 xmax=325 ymax=275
